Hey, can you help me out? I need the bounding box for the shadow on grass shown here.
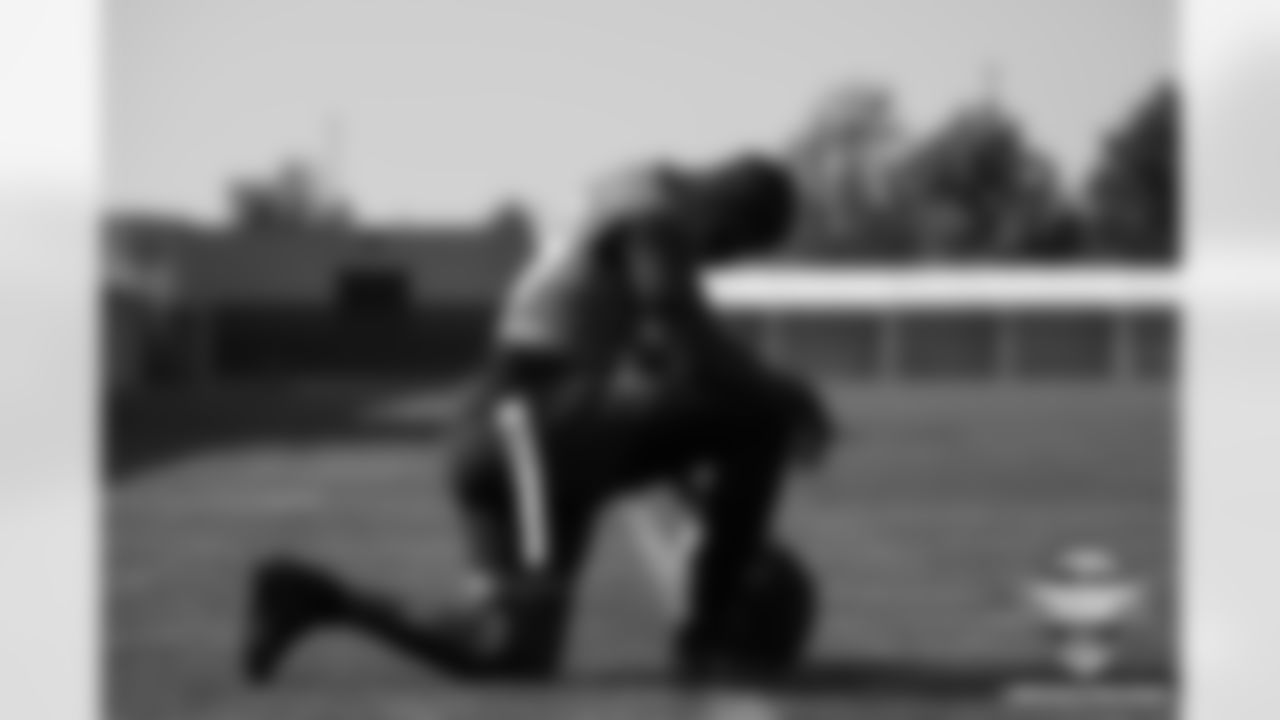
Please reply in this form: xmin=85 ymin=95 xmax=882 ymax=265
xmin=104 ymin=379 xmax=460 ymax=481
xmin=559 ymin=656 xmax=1177 ymax=701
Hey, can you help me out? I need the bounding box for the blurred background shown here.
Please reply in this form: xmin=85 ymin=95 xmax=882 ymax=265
xmin=104 ymin=2 xmax=1178 ymax=718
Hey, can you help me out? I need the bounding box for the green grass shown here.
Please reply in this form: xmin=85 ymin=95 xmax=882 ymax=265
xmin=107 ymin=381 xmax=1177 ymax=720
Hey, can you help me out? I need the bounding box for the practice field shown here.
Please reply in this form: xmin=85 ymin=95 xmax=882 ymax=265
xmin=107 ymin=380 xmax=1177 ymax=720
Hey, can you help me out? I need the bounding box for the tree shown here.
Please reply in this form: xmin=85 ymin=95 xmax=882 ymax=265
xmin=1085 ymin=81 xmax=1179 ymax=262
xmin=488 ymin=200 xmax=537 ymax=261
xmin=891 ymin=102 xmax=1068 ymax=261
xmin=786 ymin=83 xmax=907 ymax=259
xmin=1018 ymin=203 xmax=1090 ymax=261
xmin=232 ymin=160 xmax=350 ymax=232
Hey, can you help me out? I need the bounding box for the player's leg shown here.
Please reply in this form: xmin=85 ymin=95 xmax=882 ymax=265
xmin=244 ymin=405 xmax=604 ymax=681
xmin=616 ymin=374 xmax=803 ymax=680
xmin=684 ymin=368 xmax=831 ymax=679
xmin=675 ymin=437 xmax=790 ymax=680
xmin=431 ymin=397 xmax=605 ymax=675
xmin=243 ymin=356 xmax=607 ymax=682
xmin=320 ymin=378 xmax=606 ymax=678
xmin=243 ymin=553 xmax=359 ymax=683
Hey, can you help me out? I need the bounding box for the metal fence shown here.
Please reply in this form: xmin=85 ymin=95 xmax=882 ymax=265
xmin=733 ymin=307 xmax=1177 ymax=382
xmin=124 ymin=302 xmax=1177 ymax=389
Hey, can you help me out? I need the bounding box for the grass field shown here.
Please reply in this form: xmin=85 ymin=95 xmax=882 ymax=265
xmin=107 ymin=379 xmax=1177 ymax=720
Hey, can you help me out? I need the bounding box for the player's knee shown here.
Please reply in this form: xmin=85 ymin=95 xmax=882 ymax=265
xmin=494 ymin=576 xmax=576 ymax=676
xmin=721 ymin=398 xmax=794 ymax=456
xmin=731 ymin=375 xmax=831 ymax=464
xmin=448 ymin=427 xmax=510 ymax=516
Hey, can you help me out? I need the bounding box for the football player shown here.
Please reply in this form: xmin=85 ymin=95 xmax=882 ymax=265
xmin=243 ymin=153 xmax=831 ymax=683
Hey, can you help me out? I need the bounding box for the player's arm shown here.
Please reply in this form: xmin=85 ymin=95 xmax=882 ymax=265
xmin=616 ymin=221 xmax=836 ymax=463
xmin=613 ymin=218 xmax=764 ymax=386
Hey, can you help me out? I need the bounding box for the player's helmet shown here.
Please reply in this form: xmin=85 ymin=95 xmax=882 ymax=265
xmin=720 ymin=541 xmax=818 ymax=677
xmin=688 ymin=154 xmax=799 ymax=262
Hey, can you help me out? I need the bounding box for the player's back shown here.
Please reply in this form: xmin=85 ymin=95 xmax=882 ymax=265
xmin=493 ymin=166 xmax=691 ymax=372
xmin=493 ymin=209 xmax=637 ymax=375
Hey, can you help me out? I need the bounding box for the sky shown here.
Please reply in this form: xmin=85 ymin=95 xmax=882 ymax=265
xmin=109 ymin=0 xmax=1174 ymax=225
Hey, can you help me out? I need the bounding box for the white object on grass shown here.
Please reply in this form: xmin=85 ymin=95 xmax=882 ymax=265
xmin=1024 ymin=544 xmax=1146 ymax=682
xmin=623 ymin=493 xmax=703 ymax=622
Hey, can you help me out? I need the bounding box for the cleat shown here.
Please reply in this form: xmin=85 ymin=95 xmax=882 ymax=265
xmin=242 ymin=557 xmax=349 ymax=685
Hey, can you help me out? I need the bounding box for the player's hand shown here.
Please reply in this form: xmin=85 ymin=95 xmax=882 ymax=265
xmin=766 ymin=372 xmax=835 ymax=471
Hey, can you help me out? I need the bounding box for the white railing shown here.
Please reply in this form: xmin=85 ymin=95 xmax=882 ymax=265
xmin=706 ymin=269 xmax=1181 ymax=382
xmin=708 ymin=267 xmax=1180 ymax=309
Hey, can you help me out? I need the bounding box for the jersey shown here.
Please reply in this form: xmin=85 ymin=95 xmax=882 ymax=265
xmin=474 ymin=173 xmax=684 ymax=581
xmin=495 ymin=234 xmax=634 ymax=373
xmin=493 ymin=168 xmax=678 ymax=375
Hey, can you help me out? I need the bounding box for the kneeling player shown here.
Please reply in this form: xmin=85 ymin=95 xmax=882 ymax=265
xmin=242 ymin=153 xmax=829 ymax=683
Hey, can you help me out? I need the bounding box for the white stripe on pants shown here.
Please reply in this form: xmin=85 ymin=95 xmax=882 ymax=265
xmin=495 ymin=397 xmax=552 ymax=572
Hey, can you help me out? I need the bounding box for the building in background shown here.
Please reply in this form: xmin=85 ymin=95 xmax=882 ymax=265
xmin=103 ymin=216 xmax=185 ymax=393
xmin=103 ymin=203 xmax=532 ymax=389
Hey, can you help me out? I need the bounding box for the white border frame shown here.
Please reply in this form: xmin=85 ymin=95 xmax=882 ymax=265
xmin=2 ymin=0 xmax=1279 ymax=718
